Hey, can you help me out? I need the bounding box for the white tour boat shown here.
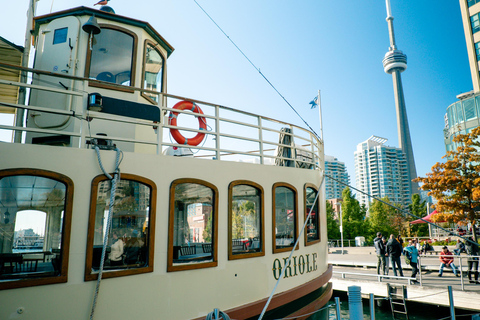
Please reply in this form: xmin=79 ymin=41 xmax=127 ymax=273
xmin=0 ymin=3 xmax=331 ymax=320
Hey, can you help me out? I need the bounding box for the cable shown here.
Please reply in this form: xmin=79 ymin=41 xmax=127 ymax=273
xmin=193 ymin=0 xmax=321 ymax=142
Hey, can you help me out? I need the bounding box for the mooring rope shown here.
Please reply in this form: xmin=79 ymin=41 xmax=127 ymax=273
xmin=89 ymin=146 xmax=122 ymax=320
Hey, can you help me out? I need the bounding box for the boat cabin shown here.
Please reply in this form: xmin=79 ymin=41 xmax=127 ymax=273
xmin=26 ymin=6 xmax=173 ymax=152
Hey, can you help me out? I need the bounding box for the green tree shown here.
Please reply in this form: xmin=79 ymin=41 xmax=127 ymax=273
xmin=341 ymin=187 xmax=367 ymax=240
xmin=326 ymin=201 xmax=340 ymax=239
xmin=367 ymin=197 xmax=400 ymax=241
xmin=408 ymin=194 xmax=428 ymax=237
xmin=414 ymin=127 xmax=480 ymax=241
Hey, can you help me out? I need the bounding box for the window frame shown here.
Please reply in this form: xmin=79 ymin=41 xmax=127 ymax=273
xmin=272 ymin=182 xmax=298 ymax=254
xmin=84 ymin=24 xmax=138 ymax=93
xmin=167 ymin=178 xmax=218 ymax=272
xmin=304 ymin=183 xmax=321 ymax=246
xmin=0 ymin=169 xmax=73 ymax=290
xmin=228 ymin=180 xmax=265 ymax=260
xmin=84 ymin=173 xmax=156 ymax=281
xmin=141 ymin=39 xmax=166 ymax=104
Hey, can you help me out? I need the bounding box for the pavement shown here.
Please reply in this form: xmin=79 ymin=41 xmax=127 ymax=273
xmin=328 ymin=246 xmax=480 ymax=312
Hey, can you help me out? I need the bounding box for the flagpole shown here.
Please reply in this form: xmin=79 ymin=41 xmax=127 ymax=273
xmin=318 ymin=90 xmax=323 ymax=141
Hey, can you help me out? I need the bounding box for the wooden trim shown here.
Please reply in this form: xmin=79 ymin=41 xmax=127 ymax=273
xmin=192 ymin=264 xmax=333 ymax=320
xmin=0 ymin=169 xmax=74 ymax=290
xmin=140 ymin=39 xmax=166 ymax=104
xmin=304 ymin=183 xmax=321 ymax=247
xmin=228 ymin=180 xmax=265 ymax=260
xmin=84 ymin=24 xmax=138 ymax=93
xmin=84 ymin=173 xmax=156 ymax=281
xmin=272 ymin=182 xmax=299 ymax=254
xmin=167 ymin=178 xmax=218 ymax=272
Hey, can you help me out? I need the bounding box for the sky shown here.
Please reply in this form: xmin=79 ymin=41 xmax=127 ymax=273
xmin=0 ymin=0 xmax=473 ymax=189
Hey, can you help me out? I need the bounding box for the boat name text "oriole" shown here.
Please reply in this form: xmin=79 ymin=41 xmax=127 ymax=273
xmin=272 ymin=253 xmax=318 ymax=280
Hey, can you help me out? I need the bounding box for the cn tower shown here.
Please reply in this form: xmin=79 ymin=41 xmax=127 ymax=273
xmin=382 ymin=0 xmax=418 ymax=194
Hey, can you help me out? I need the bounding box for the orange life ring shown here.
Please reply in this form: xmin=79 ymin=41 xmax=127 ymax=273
xmin=168 ymin=101 xmax=207 ymax=146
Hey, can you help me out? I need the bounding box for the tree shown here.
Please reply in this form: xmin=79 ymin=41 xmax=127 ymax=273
xmin=326 ymin=201 xmax=340 ymax=239
xmin=341 ymin=187 xmax=368 ymax=240
xmin=408 ymin=194 xmax=428 ymax=237
xmin=414 ymin=127 xmax=480 ymax=241
xmin=367 ymin=197 xmax=399 ymax=241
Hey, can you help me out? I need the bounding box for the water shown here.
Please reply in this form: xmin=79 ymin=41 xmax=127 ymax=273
xmin=325 ymin=291 xmax=480 ymax=320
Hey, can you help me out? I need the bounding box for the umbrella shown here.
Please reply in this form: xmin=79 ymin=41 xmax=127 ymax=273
xmin=410 ymin=210 xmax=446 ymax=224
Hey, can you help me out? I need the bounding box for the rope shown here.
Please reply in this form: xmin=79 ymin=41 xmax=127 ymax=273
xmin=89 ymin=146 xmax=122 ymax=320
xmin=204 ymin=308 xmax=231 ymax=320
xmin=193 ymin=0 xmax=321 ymax=142
xmin=258 ymin=173 xmax=325 ymax=320
xmin=406 ymin=290 xmax=448 ymax=300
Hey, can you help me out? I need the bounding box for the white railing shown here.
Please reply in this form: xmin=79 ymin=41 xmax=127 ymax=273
xmin=0 ymin=63 xmax=322 ymax=169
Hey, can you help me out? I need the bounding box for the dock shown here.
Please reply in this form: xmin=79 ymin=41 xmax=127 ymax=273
xmin=329 ymin=247 xmax=480 ymax=312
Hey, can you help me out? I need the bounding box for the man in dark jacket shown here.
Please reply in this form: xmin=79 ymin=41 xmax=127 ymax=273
xmin=374 ymin=232 xmax=386 ymax=275
xmin=387 ymin=234 xmax=404 ymax=277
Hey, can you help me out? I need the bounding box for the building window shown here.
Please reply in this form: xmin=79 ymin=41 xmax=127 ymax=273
xmin=305 ymin=184 xmax=320 ymax=245
xmin=142 ymin=40 xmax=165 ymax=103
xmin=0 ymin=169 xmax=73 ymax=290
xmin=464 ymin=97 xmax=477 ymax=120
xmin=85 ymin=174 xmax=156 ymax=281
xmin=85 ymin=25 xmax=137 ymax=90
xmin=469 ymin=0 xmax=480 ymax=7
xmin=272 ymin=183 xmax=298 ymax=253
xmin=471 ymin=14 xmax=480 ymax=34
xmin=228 ymin=181 xmax=264 ymax=260
xmin=168 ymin=179 xmax=218 ymax=272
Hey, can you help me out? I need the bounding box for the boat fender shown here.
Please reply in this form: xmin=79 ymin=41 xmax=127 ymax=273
xmin=168 ymin=100 xmax=207 ymax=146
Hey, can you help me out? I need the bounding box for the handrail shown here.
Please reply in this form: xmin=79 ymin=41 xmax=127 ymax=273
xmin=0 ymin=63 xmax=322 ymax=169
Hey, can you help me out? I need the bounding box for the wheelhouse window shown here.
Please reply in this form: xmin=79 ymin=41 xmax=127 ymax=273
xmin=305 ymin=184 xmax=320 ymax=245
xmin=85 ymin=174 xmax=156 ymax=281
xmin=142 ymin=40 xmax=165 ymax=103
xmin=86 ymin=25 xmax=136 ymax=89
xmin=168 ymin=179 xmax=218 ymax=272
xmin=228 ymin=181 xmax=264 ymax=260
xmin=272 ymin=183 xmax=298 ymax=253
xmin=0 ymin=169 xmax=73 ymax=290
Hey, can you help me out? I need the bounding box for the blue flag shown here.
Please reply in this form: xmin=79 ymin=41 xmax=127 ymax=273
xmin=309 ymin=96 xmax=318 ymax=109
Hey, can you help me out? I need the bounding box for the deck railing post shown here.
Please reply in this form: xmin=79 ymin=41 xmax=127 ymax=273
xmin=459 ymin=256 xmax=464 ymax=291
xmin=335 ymin=297 xmax=342 ymax=320
xmin=418 ymin=255 xmax=423 ymax=286
xmin=369 ymin=293 xmax=375 ymax=320
xmin=448 ymin=285 xmax=456 ymax=320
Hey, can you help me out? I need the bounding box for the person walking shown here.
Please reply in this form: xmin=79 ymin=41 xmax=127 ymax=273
xmin=374 ymin=232 xmax=386 ymax=275
xmin=404 ymin=239 xmax=419 ymax=283
xmin=383 ymin=236 xmax=390 ymax=275
xmin=387 ymin=234 xmax=404 ymax=277
xmin=465 ymin=237 xmax=480 ymax=284
xmin=439 ymin=246 xmax=459 ymax=277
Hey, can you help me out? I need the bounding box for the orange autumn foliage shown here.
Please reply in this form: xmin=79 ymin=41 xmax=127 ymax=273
xmin=414 ymin=127 xmax=480 ymax=235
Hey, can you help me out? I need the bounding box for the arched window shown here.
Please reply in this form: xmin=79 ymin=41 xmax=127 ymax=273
xmin=228 ymin=181 xmax=264 ymax=260
xmin=85 ymin=25 xmax=137 ymax=91
xmin=304 ymin=184 xmax=320 ymax=245
xmin=272 ymin=183 xmax=298 ymax=254
xmin=168 ymin=179 xmax=218 ymax=272
xmin=85 ymin=174 xmax=156 ymax=281
xmin=0 ymin=169 xmax=73 ymax=290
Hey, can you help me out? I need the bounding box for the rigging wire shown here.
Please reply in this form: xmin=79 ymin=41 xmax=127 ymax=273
xmin=193 ymin=0 xmax=321 ymax=141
